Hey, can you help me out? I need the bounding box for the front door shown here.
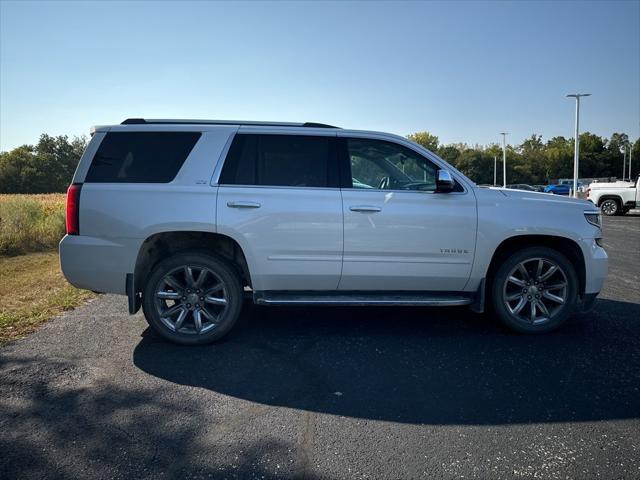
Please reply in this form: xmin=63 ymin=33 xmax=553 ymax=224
xmin=338 ymin=136 xmax=477 ymax=291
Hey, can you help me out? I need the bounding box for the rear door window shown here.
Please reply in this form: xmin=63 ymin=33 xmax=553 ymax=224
xmin=220 ymin=134 xmax=337 ymax=188
xmin=86 ymin=132 xmax=201 ymax=183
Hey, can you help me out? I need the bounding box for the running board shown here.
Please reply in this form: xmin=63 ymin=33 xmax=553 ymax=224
xmin=253 ymin=291 xmax=473 ymax=307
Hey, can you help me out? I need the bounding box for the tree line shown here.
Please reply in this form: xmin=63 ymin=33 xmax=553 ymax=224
xmin=408 ymin=131 xmax=640 ymax=186
xmin=0 ymin=131 xmax=638 ymax=193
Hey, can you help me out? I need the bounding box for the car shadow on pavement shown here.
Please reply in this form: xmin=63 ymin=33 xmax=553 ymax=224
xmin=134 ymin=298 xmax=640 ymax=426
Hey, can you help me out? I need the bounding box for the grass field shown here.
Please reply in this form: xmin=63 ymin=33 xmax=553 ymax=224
xmin=0 ymin=193 xmax=67 ymax=256
xmin=0 ymin=193 xmax=94 ymax=344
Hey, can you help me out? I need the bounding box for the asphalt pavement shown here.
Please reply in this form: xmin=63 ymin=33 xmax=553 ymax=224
xmin=1 ymin=214 xmax=639 ymax=479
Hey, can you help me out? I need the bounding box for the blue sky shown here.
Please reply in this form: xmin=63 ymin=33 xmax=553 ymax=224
xmin=1 ymin=0 xmax=638 ymax=151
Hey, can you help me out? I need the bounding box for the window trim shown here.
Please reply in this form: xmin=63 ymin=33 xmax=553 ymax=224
xmin=216 ymin=132 xmax=341 ymax=189
xmin=338 ymin=136 xmax=468 ymax=195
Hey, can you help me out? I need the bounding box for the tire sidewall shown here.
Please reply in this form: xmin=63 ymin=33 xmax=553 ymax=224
xmin=491 ymin=247 xmax=578 ymax=334
xmin=142 ymin=252 xmax=243 ymax=345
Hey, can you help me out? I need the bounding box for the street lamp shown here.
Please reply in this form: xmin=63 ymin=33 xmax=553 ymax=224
xmin=566 ymin=93 xmax=591 ymax=197
xmin=494 ymin=156 xmax=497 ymax=186
xmin=500 ymin=133 xmax=508 ymax=187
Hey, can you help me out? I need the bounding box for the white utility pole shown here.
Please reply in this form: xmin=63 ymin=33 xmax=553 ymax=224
xmin=500 ymin=133 xmax=508 ymax=187
xmin=566 ymin=93 xmax=591 ymax=198
xmin=623 ymin=145 xmax=626 ymax=181
xmin=629 ymin=145 xmax=633 ymax=181
xmin=494 ymin=156 xmax=497 ymax=186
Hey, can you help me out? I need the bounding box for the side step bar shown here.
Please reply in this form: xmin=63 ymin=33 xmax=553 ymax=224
xmin=253 ymin=291 xmax=473 ymax=307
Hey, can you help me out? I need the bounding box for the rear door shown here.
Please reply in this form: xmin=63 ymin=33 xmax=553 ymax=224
xmin=338 ymin=135 xmax=477 ymax=291
xmin=216 ymin=131 xmax=343 ymax=291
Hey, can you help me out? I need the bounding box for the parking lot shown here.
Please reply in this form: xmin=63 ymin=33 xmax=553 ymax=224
xmin=1 ymin=213 xmax=638 ymax=479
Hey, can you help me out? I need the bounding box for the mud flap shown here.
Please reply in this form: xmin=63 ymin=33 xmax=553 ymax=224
xmin=126 ymin=273 xmax=141 ymax=314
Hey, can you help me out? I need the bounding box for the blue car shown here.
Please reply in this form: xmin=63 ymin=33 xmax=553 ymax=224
xmin=544 ymin=184 xmax=571 ymax=195
xmin=544 ymin=181 xmax=584 ymax=195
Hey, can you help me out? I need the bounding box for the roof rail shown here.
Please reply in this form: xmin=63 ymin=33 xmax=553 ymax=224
xmin=120 ymin=118 xmax=339 ymax=128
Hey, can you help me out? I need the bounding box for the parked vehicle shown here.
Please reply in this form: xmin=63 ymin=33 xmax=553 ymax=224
xmin=545 ymin=180 xmax=589 ymax=196
xmin=587 ymin=175 xmax=640 ymax=215
xmin=60 ymin=119 xmax=608 ymax=344
xmin=506 ymin=184 xmax=537 ymax=192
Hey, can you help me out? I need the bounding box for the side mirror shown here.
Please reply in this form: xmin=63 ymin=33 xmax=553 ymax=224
xmin=436 ymin=169 xmax=455 ymax=193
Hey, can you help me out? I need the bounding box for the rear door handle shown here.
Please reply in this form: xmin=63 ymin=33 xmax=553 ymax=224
xmin=350 ymin=205 xmax=382 ymax=213
xmin=227 ymin=201 xmax=261 ymax=209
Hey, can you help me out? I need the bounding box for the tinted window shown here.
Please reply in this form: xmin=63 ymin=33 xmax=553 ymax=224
xmin=220 ymin=134 xmax=333 ymax=188
xmin=86 ymin=132 xmax=201 ymax=183
xmin=347 ymin=138 xmax=439 ymax=192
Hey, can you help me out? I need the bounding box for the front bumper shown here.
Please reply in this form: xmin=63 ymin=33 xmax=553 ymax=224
xmin=580 ymin=238 xmax=608 ymax=295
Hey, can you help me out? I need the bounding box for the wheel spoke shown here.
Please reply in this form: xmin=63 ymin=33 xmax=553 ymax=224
xmin=194 ymin=269 xmax=208 ymax=288
xmin=162 ymin=303 xmax=183 ymax=318
xmin=543 ymin=291 xmax=565 ymax=304
xmin=164 ymin=275 xmax=184 ymax=293
xmin=205 ymin=295 xmax=227 ymax=306
xmin=193 ymin=309 xmax=203 ymax=333
xmin=545 ymin=282 xmax=567 ymax=291
xmin=174 ymin=308 xmax=188 ymax=330
xmin=539 ymin=264 xmax=558 ymax=282
xmin=506 ymin=292 xmax=523 ymax=301
xmin=535 ymin=259 xmax=543 ymax=279
xmin=517 ymin=263 xmax=531 ymax=281
xmin=510 ymin=297 xmax=527 ymax=315
xmin=185 ymin=267 xmax=197 ymax=287
xmin=199 ymin=306 xmax=217 ymax=323
xmin=156 ymin=291 xmax=181 ymax=300
xmin=530 ymin=301 xmax=537 ymax=323
xmin=508 ymin=276 xmax=526 ymax=287
xmin=535 ymin=299 xmax=549 ymax=317
xmin=205 ymin=282 xmax=224 ymax=295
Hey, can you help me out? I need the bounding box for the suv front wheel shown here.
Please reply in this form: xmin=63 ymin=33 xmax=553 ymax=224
xmin=142 ymin=252 xmax=243 ymax=345
xmin=491 ymin=247 xmax=578 ymax=333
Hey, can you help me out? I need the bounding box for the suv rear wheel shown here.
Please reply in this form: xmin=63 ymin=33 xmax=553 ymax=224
xmin=142 ymin=252 xmax=243 ymax=345
xmin=491 ymin=247 xmax=578 ymax=333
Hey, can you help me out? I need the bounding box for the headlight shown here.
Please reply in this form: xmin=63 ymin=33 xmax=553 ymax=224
xmin=584 ymin=211 xmax=602 ymax=228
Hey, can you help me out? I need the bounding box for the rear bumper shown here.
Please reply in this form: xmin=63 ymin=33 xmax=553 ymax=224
xmin=59 ymin=234 xmax=141 ymax=294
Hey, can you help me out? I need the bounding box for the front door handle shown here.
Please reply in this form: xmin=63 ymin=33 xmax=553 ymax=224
xmin=227 ymin=201 xmax=261 ymax=209
xmin=350 ymin=205 xmax=382 ymax=213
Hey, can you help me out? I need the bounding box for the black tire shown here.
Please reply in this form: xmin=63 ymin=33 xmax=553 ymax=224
xmin=491 ymin=247 xmax=578 ymax=334
xmin=599 ymin=198 xmax=620 ymax=216
xmin=142 ymin=251 xmax=243 ymax=345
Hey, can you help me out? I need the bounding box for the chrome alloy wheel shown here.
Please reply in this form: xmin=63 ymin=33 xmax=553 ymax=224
xmin=502 ymin=257 xmax=568 ymax=325
xmin=154 ymin=265 xmax=228 ymax=335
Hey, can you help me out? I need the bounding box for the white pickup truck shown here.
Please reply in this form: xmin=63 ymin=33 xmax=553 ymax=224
xmin=587 ymin=175 xmax=640 ymax=216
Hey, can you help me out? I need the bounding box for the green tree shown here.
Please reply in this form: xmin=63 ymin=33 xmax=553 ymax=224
xmin=407 ymin=132 xmax=439 ymax=152
xmin=0 ymin=134 xmax=87 ymax=193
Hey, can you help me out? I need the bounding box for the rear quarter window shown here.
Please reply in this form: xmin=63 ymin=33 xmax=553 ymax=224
xmin=85 ymin=132 xmax=201 ymax=183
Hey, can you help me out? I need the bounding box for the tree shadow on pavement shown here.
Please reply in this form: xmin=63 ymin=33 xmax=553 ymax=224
xmin=134 ymin=298 xmax=640 ymax=426
xmin=0 ymin=354 xmax=320 ymax=480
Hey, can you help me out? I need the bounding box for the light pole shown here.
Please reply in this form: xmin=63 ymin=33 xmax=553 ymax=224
xmin=494 ymin=156 xmax=497 ymax=186
xmin=566 ymin=93 xmax=591 ymax=197
xmin=623 ymin=144 xmax=626 ymax=181
xmin=500 ymin=133 xmax=508 ymax=187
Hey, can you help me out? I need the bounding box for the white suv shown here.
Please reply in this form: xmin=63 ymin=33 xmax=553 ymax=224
xmin=60 ymin=119 xmax=608 ymax=344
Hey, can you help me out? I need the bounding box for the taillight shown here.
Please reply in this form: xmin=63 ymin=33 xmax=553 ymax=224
xmin=66 ymin=183 xmax=82 ymax=235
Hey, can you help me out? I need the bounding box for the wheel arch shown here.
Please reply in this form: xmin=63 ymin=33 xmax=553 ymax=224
xmin=133 ymin=231 xmax=252 ymax=299
xmin=484 ymin=235 xmax=586 ymax=301
xmin=597 ymin=195 xmax=623 ymax=207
